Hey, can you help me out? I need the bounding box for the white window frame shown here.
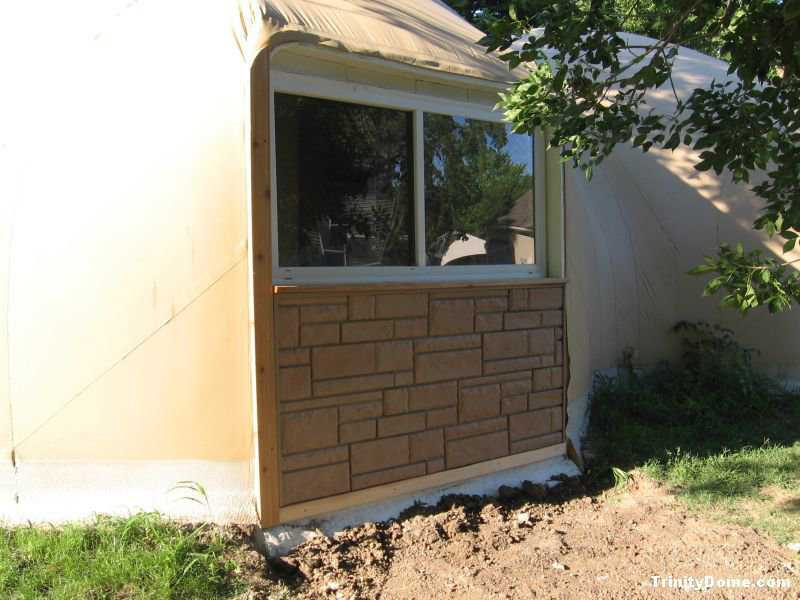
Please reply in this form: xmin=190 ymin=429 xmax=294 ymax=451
xmin=270 ymin=70 xmax=547 ymax=284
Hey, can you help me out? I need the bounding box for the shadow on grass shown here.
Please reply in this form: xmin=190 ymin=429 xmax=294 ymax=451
xmin=585 ymin=324 xmax=800 ymax=506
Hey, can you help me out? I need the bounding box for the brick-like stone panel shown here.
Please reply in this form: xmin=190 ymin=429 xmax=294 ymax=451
xmin=282 ymin=462 xmax=350 ymax=505
xmin=459 ymin=384 xmax=501 ymax=422
xmin=281 ymin=408 xmax=338 ymax=454
xmin=410 ymin=429 xmax=444 ymax=462
xmin=447 ymin=430 xmax=510 ymax=469
xmin=340 ymin=420 xmax=377 ymax=444
xmin=415 ymin=348 xmax=481 ymax=383
xmin=430 ymin=299 xmax=475 ymax=335
xmin=351 ymin=436 xmax=409 ymax=475
xmin=352 ymin=463 xmax=426 ymax=490
xmin=341 ymin=320 xmax=393 ymax=343
xmin=301 ymin=322 xmax=339 ymax=347
xmin=408 ymin=382 xmax=458 ymax=411
xmin=276 ymin=284 xmax=566 ymax=507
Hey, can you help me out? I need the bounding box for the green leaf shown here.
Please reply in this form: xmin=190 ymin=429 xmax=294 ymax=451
xmin=783 ymin=238 xmax=797 ymax=253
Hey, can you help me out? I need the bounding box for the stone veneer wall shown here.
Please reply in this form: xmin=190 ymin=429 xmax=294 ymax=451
xmin=274 ymin=284 xmax=566 ymax=507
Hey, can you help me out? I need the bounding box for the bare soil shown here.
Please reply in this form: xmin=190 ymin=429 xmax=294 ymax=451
xmin=239 ymin=475 xmax=799 ymax=599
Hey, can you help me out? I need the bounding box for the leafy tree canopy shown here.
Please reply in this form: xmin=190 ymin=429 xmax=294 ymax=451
xmin=445 ymin=0 xmax=800 ymax=313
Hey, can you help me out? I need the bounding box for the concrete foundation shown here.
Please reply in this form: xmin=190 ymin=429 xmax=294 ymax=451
xmin=259 ymin=453 xmax=580 ymax=557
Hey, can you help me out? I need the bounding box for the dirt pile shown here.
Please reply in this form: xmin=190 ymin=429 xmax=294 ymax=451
xmin=256 ymin=476 xmax=798 ymax=599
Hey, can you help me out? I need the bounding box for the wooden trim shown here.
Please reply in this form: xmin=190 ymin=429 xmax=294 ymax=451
xmin=250 ymin=49 xmax=281 ymax=527
xmin=279 ymin=443 xmax=566 ymax=523
xmin=274 ymin=278 xmax=568 ymax=296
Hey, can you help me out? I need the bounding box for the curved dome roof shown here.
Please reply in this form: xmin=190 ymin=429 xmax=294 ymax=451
xmin=235 ymin=0 xmax=520 ymax=83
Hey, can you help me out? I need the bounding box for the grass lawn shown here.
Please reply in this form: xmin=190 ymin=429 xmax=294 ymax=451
xmin=587 ymin=322 xmax=800 ymax=544
xmin=0 ymin=512 xmax=248 ymax=599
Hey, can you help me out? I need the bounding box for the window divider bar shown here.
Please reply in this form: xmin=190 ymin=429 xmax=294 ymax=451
xmin=413 ymin=110 xmax=426 ymax=267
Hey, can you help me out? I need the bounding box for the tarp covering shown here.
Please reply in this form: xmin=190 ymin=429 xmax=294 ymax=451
xmin=235 ymin=0 xmax=519 ymax=82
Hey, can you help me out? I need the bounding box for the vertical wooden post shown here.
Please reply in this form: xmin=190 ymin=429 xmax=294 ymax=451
xmin=250 ymin=48 xmax=281 ymax=526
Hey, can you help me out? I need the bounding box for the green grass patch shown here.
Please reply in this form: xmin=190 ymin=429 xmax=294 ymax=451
xmin=587 ymin=322 xmax=800 ymax=542
xmin=0 ymin=512 xmax=247 ymax=600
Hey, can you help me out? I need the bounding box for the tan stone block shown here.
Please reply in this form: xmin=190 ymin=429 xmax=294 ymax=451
xmin=529 ymin=328 xmax=555 ymax=356
xmin=281 ymin=462 xmax=349 ymax=506
xmin=339 ymin=400 xmax=382 ymax=423
xmin=415 ymin=334 xmax=480 ymax=353
xmin=484 ymin=331 xmax=529 ymax=360
xmin=378 ymin=413 xmax=426 ymax=437
xmin=409 ymin=381 xmax=458 ymax=410
xmin=533 ymin=367 xmax=563 ymax=391
xmin=509 ymin=288 xmax=528 ymax=311
xmin=375 ymin=293 xmax=428 ymax=318
xmin=427 ymin=458 xmax=445 ymax=474
xmin=459 ymin=384 xmax=501 ymax=422
xmin=509 ymin=410 xmax=551 ymax=441
xmin=529 ymin=389 xmax=562 ymax=411
xmin=301 ymin=322 xmax=339 ymax=347
xmin=376 ymin=340 xmax=413 ymax=372
xmin=447 ymin=430 xmax=509 ymax=468
xmin=349 ymin=295 xmax=375 ymax=320
xmin=528 ymin=287 xmax=563 ymax=310
xmin=340 ymin=420 xmax=377 ymax=444
xmin=351 ymin=463 xmax=426 ymax=490
xmin=429 ymin=299 xmax=474 ymax=335
xmin=313 ymin=344 xmax=376 ymax=380
xmin=351 ymin=436 xmax=409 ymax=474
xmin=410 ymin=429 xmax=444 ymax=462
xmin=278 ymin=348 xmax=310 ymax=367
xmin=342 ymin=320 xmax=394 ymax=343
xmin=313 ymin=373 xmax=395 ymax=397
xmin=300 ymin=303 xmax=348 ymax=323
xmin=510 ymin=432 xmax=563 ymax=454
xmin=476 ymin=313 xmax=503 ymax=332
xmin=504 ymin=311 xmax=542 ymax=330
xmin=484 ymin=356 xmax=543 ymax=375
xmin=445 ymin=416 xmax=507 ymax=440
xmin=501 ymin=394 xmax=528 ymax=415
xmin=277 ymin=306 xmax=299 ymax=348
xmin=502 ymin=379 xmax=532 ymax=397
xmin=554 ymin=341 xmax=563 ymax=366
xmin=475 ymin=296 xmax=508 ymax=313
xmin=550 ymin=407 xmax=563 ymax=432
xmin=461 ymin=371 xmax=534 ymax=388
xmin=415 ymin=349 xmax=481 ymax=384
xmin=394 ymin=317 xmax=428 ymax=338
xmin=427 ymin=406 xmax=458 ymax=428
xmin=281 ymin=391 xmax=382 ymax=413
xmin=542 ymin=310 xmax=563 ymax=327
xmin=395 ymin=371 xmax=414 ymax=386
xmin=281 ymin=446 xmax=349 ymax=472
xmin=540 ymin=355 xmax=556 ymax=367
xmin=281 ymin=407 xmax=338 ymax=454
xmin=279 ymin=366 xmax=311 ymax=401
xmin=384 ymin=388 xmax=409 ymax=415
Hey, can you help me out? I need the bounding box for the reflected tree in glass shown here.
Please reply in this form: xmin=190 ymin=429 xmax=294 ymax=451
xmin=424 ymin=114 xmax=534 ymax=266
xmin=275 ymin=93 xmax=414 ymax=267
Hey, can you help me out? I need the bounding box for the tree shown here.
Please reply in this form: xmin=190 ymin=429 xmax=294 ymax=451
xmin=445 ymin=0 xmax=800 ymax=313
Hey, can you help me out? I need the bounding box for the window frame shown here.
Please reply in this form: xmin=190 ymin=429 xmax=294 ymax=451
xmin=270 ymin=70 xmax=547 ymax=284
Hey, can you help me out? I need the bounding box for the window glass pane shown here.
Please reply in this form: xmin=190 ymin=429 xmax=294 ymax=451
xmin=424 ymin=114 xmax=535 ymax=266
xmin=275 ymin=93 xmax=414 ymax=267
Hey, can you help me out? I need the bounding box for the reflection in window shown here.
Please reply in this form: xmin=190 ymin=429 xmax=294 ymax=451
xmin=424 ymin=114 xmax=534 ymax=266
xmin=275 ymin=93 xmax=414 ymax=267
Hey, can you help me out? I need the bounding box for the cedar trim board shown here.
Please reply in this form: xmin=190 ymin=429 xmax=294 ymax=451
xmin=279 ymin=443 xmax=566 ymax=524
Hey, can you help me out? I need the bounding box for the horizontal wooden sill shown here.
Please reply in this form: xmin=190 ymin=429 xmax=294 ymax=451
xmin=279 ymin=442 xmax=566 ymax=524
xmin=274 ymin=278 xmax=567 ymax=296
